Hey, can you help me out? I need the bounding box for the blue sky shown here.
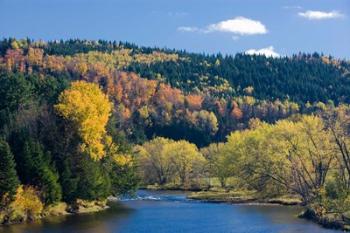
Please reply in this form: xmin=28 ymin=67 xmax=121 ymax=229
xmin=0 ymin=0 xmax=349 ymax=58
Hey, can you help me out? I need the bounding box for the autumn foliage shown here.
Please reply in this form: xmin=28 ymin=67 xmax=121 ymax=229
xmin=0 ymin=43 xmax=307 ymax=146
xmin=55 ymin=81 xmax=112 ymax=160
xmin=4 ymin=186 xmax=44 ymax=223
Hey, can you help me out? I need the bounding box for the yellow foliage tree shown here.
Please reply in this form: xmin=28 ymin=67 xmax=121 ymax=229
xmin=201 ymin=143 xmax=233 ymax=188
xmin=135 ymin=137 xmax=205 ymax=189
xmin=163 ymin=140 xmax=205 ymax=188
xmin=9 ymin=186 xmax=43 ymax=221
xmin=224 ymin=115 xmax=335 ymax=201
xmin=55 ymin=81 xmax=112 ymax=160
xmin=135 ymin=137 xmax=176 ymax=185
xmin=105 ymin=136 xmax=133 ymax=166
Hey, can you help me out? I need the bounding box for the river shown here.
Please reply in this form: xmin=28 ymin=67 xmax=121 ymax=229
xmin=0 ymin=190 xmax=339 ymax=233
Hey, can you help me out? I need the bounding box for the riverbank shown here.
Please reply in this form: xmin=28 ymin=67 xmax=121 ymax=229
xmin=299 ymin=206 xmax=350 ymax=231
xmin=0 ymin=199 xmax=109 ymax=226
xmin=144 ymin=184 xmax=203 ymax=191
xmin=143 ymin=184 xmax=303 ymax=206
xmin=187 ymin=191 xmax=303 ymax=206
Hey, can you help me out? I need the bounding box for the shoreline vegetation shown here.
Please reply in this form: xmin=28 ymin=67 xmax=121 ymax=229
xmin=1 ymin=39 xmax=350 ymax=231
xmin=187 ymin=191 xmax=302 ymax=206
xmin=0 ymin=198 xmax=110 ymax=225
xmin=145 ymin=185 xmax=303 ymax=206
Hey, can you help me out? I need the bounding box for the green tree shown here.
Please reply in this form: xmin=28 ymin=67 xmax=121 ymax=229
xmin=0 ymin=139 xmax=20 ymax=198
xmin=202 ymin=143 xmax=233 ymax=188
xmin=108 ymin=157 xmax=139 ymax=196
xmin=60 ymin=159 xmax=79 ymax=203
xmin=103 ymin=133 xmax=139 ymax=196
xmin=76 ymin=155 xmax=111 ymax=200
xmin=20 ymin=139 xmax=62 ymax=204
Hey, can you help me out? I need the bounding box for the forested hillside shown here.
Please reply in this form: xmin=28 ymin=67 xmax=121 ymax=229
xmin=1 ymin=38 xmax=349 ymax=146
xmin=3 ymin=39 xmax=349 ymax=102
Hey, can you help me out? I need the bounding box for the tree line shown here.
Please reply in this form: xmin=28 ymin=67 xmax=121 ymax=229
xmin=136 ymin=106 xmax=350 ymax=213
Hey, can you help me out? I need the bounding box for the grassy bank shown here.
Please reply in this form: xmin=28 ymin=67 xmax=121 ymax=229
xmin=0 ymin=199 xmax=109 ymax=225
xmin=144 ymin=184 xmax=203 ymax=191
xmin=143 ymin=178 xmax=303 ymax=206
xmin=187 ymin=191 xmax=303 ymax=206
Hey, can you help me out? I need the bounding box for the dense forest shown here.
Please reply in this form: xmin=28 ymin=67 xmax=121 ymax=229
xmin=1 ymin=38 xmax=349 ymax=146
xmin=1 ymin=38 xmax=350 ymax=228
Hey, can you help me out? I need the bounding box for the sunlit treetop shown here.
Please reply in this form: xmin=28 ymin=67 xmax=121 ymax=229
xmin=55 ymin=80 xmax=112 ymax=160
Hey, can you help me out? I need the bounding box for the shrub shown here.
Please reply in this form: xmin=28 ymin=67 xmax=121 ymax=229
xmin=8 ymin=186 xmax=43 ymax=222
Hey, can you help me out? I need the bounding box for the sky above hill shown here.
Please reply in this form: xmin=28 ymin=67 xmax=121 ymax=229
xmin=1 ymin=0 xmax=349 ymax=58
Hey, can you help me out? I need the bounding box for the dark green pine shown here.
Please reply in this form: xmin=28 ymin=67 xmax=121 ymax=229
xmin=0 ymin=139 xmax=20 ymax=198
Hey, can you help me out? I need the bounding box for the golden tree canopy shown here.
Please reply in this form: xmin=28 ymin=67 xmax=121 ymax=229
xmin=55 ymin=81 xmax=112 ymax=160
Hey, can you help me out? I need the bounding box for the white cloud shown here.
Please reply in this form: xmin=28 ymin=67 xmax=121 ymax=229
xmin=177 ymin=17 xmax=267 ymax=36
xmin=298 ymin=10 xmax=344 ymax=20
xmin=232 ymin=36 xmax=240 ymax=41
xmin=206 ymin=17 xmax=267 ymax=35
xmin=245 ymin=46 xmax=280 ymax=58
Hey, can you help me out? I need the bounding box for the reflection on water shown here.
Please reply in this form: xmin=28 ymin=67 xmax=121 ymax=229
xmin=0 ymin=190 xmax=339 ymax=233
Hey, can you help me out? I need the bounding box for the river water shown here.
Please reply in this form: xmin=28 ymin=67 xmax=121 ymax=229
xmin=0 ymin=190 xmax=339 ymax=233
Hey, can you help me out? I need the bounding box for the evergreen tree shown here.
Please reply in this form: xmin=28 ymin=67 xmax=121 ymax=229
xmin=60 ymin=159 xmax=79 ymax=203
xmin=76 ymin=155 xmax=111 ymax=200
xmin=0 ymin=139 xmax=20 ymax=198
xmin=109 ymin=162 xmax=139 ymax=196
xmin=20 ymin=139 xmax=62 ymax=204
xmin=39 ymin=155 xmax=62 ymax=205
